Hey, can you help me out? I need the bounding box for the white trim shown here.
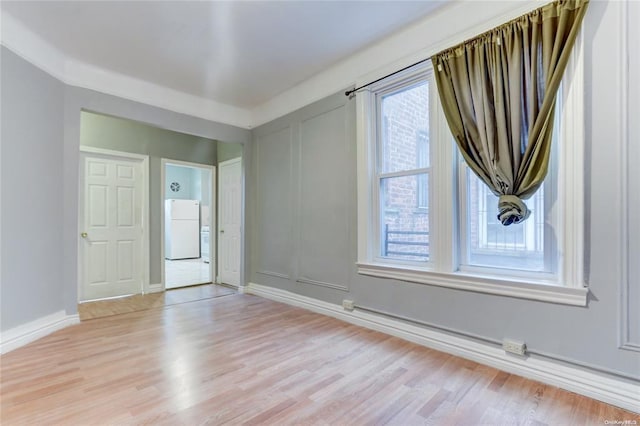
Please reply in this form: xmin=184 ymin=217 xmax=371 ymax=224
xmin=356 ymin=90 xmax=375 ymax=264
xmin=78 ymin=147 xmax=150 ymax=301
xmin=65 ymin=59 xmax=253 ymax=129
xmin=216 ymin=282 xmax=243 ymax=293
xmin=0 ymin=311 xmax=80 ymax=354
xmin=0 ymin=12 xmax=253 ymax=129
xmin=357 ymin=262 xmax=587 ymax=306
xmin=256 ymin=270 xmax=290 ymax=280
xmin=296 ymin=277 xmax=348 ymax=292
xmin=369 ymin=66 xmax=432 ymax=267
xmin=148 ymin=283 xmax=164 ymax=294
xmin=252 ymin=2 xmax=547 ymax=127
xmin=2 ymin=2 xmax=549 ymax=129
xmin=618 ymin=0 xmax=630 ymax=352
xmin=430 ymin=77 xmax=457 ymax=272
xmin=0 ymin=12 xmax=67 ymax=83
xmin=218 ymin=157 xmax=242 ymax=167
xmin=246 ymin=282 xmax=639 ymax=414
xmin=160 ymin=158 xmax=216 ymax=290
xmin=79 ymin=146 xmax=149 ymax=161
xmin=355 ymin=16 xmax=585 ymax=303
xmin=619 ymin=1 xmax=640 ymax=352
xmin=558 ymin=29 xmax=585 ymax=291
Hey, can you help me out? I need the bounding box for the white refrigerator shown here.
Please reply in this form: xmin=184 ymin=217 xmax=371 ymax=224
xmin=165 ymin=199 xmax=200 ymax=260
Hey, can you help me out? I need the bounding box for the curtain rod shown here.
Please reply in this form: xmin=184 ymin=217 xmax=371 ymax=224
xmin=344 ymin=0 xmax=562 ymax=99
xmin=344 ymin=57 xmax=431 ymax=98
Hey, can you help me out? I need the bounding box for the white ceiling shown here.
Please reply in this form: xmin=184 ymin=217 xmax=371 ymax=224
xmin=2 ymin=1 xmax=447 ymax=109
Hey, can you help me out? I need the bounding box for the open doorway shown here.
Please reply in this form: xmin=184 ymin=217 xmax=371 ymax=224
xmin=162 ymin=159 xmax=215 ymax=289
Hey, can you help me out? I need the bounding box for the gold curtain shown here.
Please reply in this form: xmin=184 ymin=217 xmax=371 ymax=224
xmin=433 ymin=0 xmax=589 ymax=225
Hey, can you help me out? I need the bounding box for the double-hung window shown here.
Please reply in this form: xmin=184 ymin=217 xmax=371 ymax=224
xmin=376 ymin=76 xmax=430 ymax=263
xmin=356 ymin=56 xmax=586 ymax=306
xmin=457 ymin=101 xmax=561 ymax=280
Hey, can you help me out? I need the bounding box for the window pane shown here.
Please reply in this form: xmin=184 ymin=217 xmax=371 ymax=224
xmin=380 ymin=174 xmax=429 ymax=262
xmin=380 ymin=82 xmax=429 ymax=174
xmin=466 ymin=169 xmax=545 ymax=271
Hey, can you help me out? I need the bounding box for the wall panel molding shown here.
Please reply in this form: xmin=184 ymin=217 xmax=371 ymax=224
xmin=257 ymin=270 xmax=290 ymax=280
xmin=255 ymin=126 xmax=294 ymax=280
xmin=296 ymin=103 xmax=352 ymax=292
xmin=619 ymin=1 xmax=640 ymax=352
xmin=296 ymin=277 xmax=348 ymax=292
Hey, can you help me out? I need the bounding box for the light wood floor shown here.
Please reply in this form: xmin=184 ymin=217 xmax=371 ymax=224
xmin=78 ymin=283 xmax=235 ymax=320
xmin=1 ymin=293 xmax=637 ymax=425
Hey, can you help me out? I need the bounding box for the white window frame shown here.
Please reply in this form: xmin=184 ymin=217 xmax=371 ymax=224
xmin=356 ymin=39 xmax=587 ymax=306
xmin=457 ymin=98 xmax=561 ymax=280
xmin=373 ymin=70 xmax=432 ymax=266
xmin=472 ymin=180 xmax=540 ymax=252
xmin=458 ymin=164 xmax=556 ymax=281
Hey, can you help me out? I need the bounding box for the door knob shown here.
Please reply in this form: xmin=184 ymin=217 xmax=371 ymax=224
xmin=220 ymin=229 xmax=225 ymax=233
xmin=81 ymin=232 xmax=88 ymax=238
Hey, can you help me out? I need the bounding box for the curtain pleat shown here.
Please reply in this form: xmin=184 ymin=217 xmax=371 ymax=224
xmin=433 ymin=0 xmax=589 ymax=225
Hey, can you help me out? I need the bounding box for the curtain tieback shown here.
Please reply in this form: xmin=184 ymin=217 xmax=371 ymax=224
xmin=498 ymin=195 xmax=531 ymax=226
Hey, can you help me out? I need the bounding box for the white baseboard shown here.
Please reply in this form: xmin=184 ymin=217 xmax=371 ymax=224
xmin=148 ymin=283 xmax=164 ymax=293
xmin=222 ymin=283 xmax=244 ymax=293
xmin=246 ymin=282 xmax=640 ymax=414
xmin=0 ymin=310 xmax=80 ymax=354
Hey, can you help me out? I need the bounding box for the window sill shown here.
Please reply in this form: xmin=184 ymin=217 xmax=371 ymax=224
xmin=356 ymin=262 xmax=588 ymax=306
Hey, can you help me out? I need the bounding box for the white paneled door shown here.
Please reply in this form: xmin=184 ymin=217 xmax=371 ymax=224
xmin=80 ymin=152 xmax=145 ymax=301
xmin=218 ymin=158 xmax=242 ymax=286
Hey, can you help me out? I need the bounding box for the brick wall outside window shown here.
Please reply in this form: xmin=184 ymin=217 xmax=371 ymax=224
xmin=380 ymin=84 xmax=429 ymax=259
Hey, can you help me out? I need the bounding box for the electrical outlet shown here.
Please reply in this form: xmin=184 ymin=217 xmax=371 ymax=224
xmin=342 ymin=299 xmax=355 ymax=311
xmin=503 ymin=339 xmax=527 ymax=356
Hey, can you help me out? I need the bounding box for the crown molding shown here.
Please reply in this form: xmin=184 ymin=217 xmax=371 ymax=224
xmin=0 ymin=11 xmax=253 ymax=129
xmin=0 ymin=11 xmax=67 ymax=81
xmin=250 ymin=1 xmax=545 ymax=127
xmin=64 ymin=58 xmax=254 ymax=129
xmin=2 ymin=1 xmax=546 ymax=129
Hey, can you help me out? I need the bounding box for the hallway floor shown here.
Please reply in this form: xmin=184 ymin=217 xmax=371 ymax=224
xmin=77 ymin=284 xmax=235 ymax=321
xmin=165 ymin=258 xmax=211 ymax=289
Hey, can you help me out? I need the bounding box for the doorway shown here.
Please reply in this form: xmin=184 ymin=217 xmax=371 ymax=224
xmin=162 ymin=160 xmax=216 ymax=289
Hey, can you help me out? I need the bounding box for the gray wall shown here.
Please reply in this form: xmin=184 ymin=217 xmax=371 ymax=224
xmin=64 ymin=88 xmax=250 ymax=315
xmin=1 ymin=47 xmax=250 ymax=328
xmin=1 ymin=47 xmax=65 ymax=331
xmin=251 ymin=93 xmax=355 ymax=300
xmin=80 ymin=111 xmax=218 ymax=284
xmin=249 ymin=1 xmax=640 ymax=380
xmin=217 ymin=142 xmax=243 ymax=163
xmin=2 ymin=1 xmax=637 ymax=385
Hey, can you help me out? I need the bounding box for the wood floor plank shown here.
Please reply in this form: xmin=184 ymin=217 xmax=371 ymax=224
xmin=78 ymin=283 xmax=236 ymax=320
xmin=1 ymin=289 xmax=638 ymax=425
